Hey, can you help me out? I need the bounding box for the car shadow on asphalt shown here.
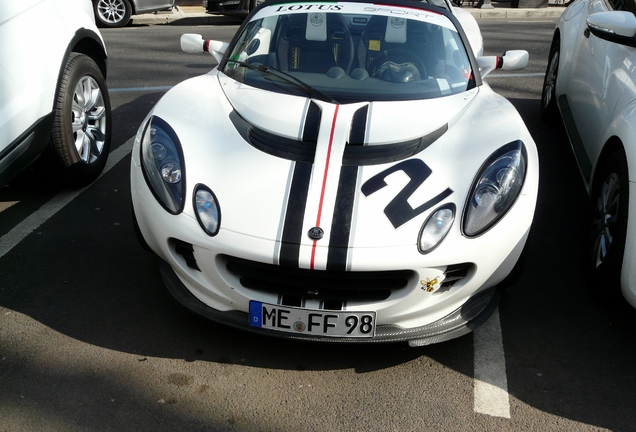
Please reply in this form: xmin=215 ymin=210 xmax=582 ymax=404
xmin=501 ymin=97 xmax=636 ymax=431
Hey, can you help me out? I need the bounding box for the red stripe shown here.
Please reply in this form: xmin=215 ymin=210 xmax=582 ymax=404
xmin=371 ymin=3 xmax=443 ymax=15
xmin=310 ymin=104 xmax=339 ymax=269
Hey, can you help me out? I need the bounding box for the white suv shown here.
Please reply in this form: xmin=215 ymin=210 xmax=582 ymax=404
xmin=0 ymin=0 xmax=111 ymax=187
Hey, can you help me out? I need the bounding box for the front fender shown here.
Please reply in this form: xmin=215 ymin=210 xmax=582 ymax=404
xmin=555 ymin=0 xmax=589 ymax=99
xmin=601 ymin=95 xmax=636 ymax=184
xmin=602 ymin=100 xmax=636 ymax=308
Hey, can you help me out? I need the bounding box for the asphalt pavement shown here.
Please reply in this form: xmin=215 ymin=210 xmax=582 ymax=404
xmin=132 ymin=1 xmax=565 ymax=25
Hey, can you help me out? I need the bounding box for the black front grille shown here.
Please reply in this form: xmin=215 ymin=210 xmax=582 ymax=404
xmin=440 ymin=263 xmax=472 ymax=290
xmin=224 ymin=255 xmax=413 ymax=302
xmin=173 ymin=239 xmax=200 ymax=271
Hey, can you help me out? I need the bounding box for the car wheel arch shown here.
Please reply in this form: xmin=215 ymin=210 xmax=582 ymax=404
xmin=39 ymin=31 xmax=109 ymax=151
xmin=594 ymin=99 xmax=636 ymax=188
xmin=69 ymin=30 xmax=108 ymax=78
xmin=44 ymin=32 xmax=110 ymax=186
xmin=586 ymin=143 xmax=629 ymax=299
xmin=591 ymin=137 xmax=624 ymax=191
xmin=541 ymin=32 xmax=562 ymax=122
xmin=51 ymin=31 xmax=108 ymax=115
xmin=550 ymin=31 xmax=569 ymax=100
xmin=594 ymin=138 xmax=636 ymax=309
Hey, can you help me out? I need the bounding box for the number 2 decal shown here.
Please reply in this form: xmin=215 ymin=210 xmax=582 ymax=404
xmin=361 ymin=159 xmax=453 ymax=228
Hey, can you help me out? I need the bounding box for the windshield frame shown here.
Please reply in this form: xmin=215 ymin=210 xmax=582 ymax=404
xmin=219 ymin=0 xmax=482 ymax=102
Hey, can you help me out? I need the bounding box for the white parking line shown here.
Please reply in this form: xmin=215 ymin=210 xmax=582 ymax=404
xmin=0 ymin=139 xmax=133 ymax=260
xmin=473 ymin=308 xmax=511 ymax=418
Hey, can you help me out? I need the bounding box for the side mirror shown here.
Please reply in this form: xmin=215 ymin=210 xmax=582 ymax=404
xmin=181 ymin=33 xmax=205 ymax=54
xmin=587 ymin=11 xmax=636 ymax=46
xmin=500 ymin=50 xmax=529 ymax=70
xmin=477 ymin=50 xmax=529 ymax=78
xmin=180 ymin=34 xmax=229 ymax=63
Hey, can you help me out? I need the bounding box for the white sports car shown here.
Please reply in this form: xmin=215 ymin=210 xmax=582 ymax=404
xmin=541 ymin=0 xmax=636 ymax=308
xmin=131 ymin=0 xmax=538 ymax=346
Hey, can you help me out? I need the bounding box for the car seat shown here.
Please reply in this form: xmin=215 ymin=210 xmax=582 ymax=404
xmin=275 ymin=12 xmax=354 ymax=74
xmin=354 ymin=16 xmax=445 ymax=80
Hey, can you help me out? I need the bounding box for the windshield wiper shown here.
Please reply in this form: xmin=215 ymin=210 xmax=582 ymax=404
xmin=226 ymin=60 xmax=338 ymax=104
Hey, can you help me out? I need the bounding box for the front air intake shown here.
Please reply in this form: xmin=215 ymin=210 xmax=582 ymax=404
xmin=224 ymin=255 xmax=413 ymax=303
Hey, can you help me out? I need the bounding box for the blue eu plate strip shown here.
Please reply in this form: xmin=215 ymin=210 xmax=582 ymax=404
xmin=249 ymin=301 xmax=263 ymax=328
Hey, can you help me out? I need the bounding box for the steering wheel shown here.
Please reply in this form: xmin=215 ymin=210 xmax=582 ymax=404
xmin=367 ymin=49 xmax=427 ymax=82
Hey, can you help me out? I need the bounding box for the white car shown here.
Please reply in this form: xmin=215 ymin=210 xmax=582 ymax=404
xmin=131 ymin=0 xmax=538 ymax=346
xmin=541 ymin=0 xmax=636 ymax=308
xmin=92 ymin=0 xmax=175 ymax=28
xmin=0 ymin=0 xmax=110 ymax=187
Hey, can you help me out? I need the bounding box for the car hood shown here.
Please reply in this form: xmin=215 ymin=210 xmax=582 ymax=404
xmin=148 ymin=71 xmax=531 ymax=268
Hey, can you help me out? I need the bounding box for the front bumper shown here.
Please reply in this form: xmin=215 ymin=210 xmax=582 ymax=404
xmin=158 ymin=258 xmax=500 ymax=346
xmin=131 ymin=146 xmax=534 ymax=345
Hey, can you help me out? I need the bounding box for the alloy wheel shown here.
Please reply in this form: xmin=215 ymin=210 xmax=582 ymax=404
xmin=592 ymin=172 xmax=620 ymax=268
xmin=542 ymin=50 xmax=559 ymax=111
xmin=71 ymin=76 xmax=108 ymax=164
xmin=96 ymin=0 xmax=127 ymax=25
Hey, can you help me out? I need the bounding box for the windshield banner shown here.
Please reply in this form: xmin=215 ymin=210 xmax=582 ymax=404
xmin=252 ymin=2 xmax=456 ymax=31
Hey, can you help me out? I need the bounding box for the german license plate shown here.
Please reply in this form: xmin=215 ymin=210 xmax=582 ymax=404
xmin=249 ymin=301 xmax=376 ymax=338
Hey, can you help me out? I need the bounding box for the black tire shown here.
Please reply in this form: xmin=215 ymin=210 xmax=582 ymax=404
xmin=588 ymin=149 xmax=630 ymax=297
xmin=248 ymin=0 xmax=263 ymax=11
xmin=93 ymin=0 xmax=132 ymax=28
xmin=540 ymin=37 xmax=560 ymax=123
xmin=50 ymin=53 xmax=111 ymax=187
xmin=248 ymin=0 xmax=264 ymax=12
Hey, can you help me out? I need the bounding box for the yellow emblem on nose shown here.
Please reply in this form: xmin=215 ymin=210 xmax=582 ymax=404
xmin=421 ymin=278 xmax=439 ymax=293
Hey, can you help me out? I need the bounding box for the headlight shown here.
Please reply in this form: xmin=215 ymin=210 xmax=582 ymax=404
xmin=463 ymin=141 xmax=527 ymax=237
xmin=419 ymin=204 xmax=455 ymax=254
xmin=140 ymin=116 xmax=186 ymax=214
xmin=194 ymin=184 xmax=221 ymax=236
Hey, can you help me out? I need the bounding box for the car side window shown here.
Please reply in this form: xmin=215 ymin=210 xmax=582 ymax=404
xmin=608 ymin=0 xmax=636 ymax=14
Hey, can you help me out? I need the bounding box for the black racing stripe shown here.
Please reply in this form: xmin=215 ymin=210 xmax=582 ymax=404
xmin=303 ymin=101 xmax=321 ymax=143
xmin=344 ymin=123 xmax=448 ymax=166
xmin=348 ymin=105 xmax=369 ymax=146
xmin=229 ymin=111 xmax=316 ymax=162
xmin=278 ymin=103 xmax=322 ymax=268
xmin=327 ymin=165 xmax=359 ymax=271
xmin=279 ymin=162 xmax=312 ymax=268
xmin=326 ymin=105 xmax=368 ymax=271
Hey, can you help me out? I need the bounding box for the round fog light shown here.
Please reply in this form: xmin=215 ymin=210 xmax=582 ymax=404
xmin=419 ymin=204 xmax=455 ymax=254
xmin=194 ymin=185 xmax=220 ymax=236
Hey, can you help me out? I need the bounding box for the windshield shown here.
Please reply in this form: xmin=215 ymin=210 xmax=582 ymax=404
xmin=221 ymin=2 xmax=475 ymax=103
